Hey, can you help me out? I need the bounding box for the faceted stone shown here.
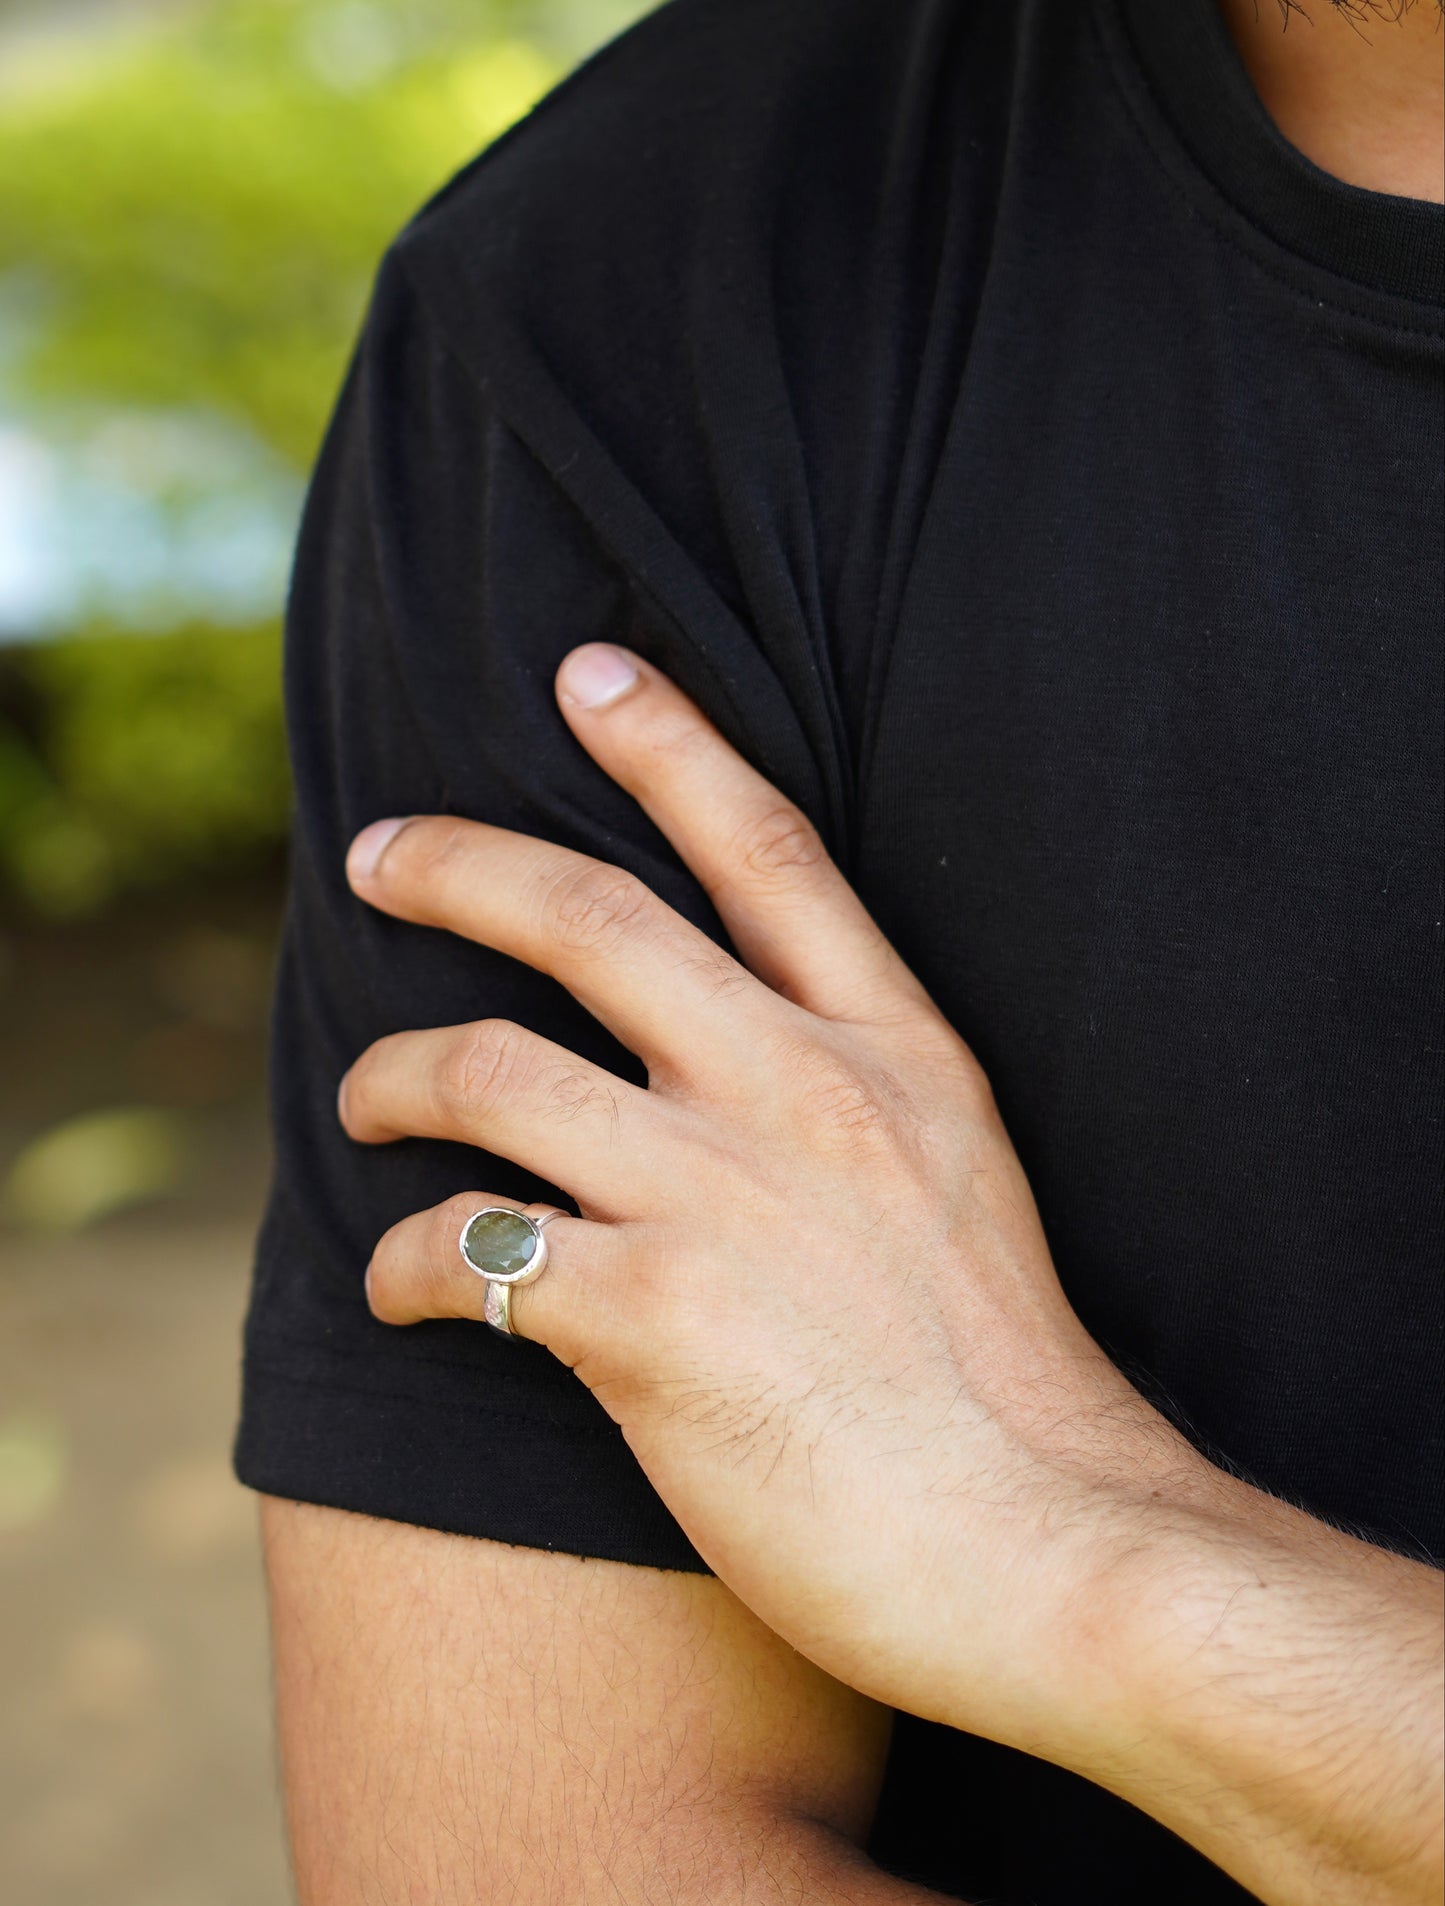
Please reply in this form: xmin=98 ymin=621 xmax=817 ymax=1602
xmin=461 ymin=1208 xmax=537 ymax=1279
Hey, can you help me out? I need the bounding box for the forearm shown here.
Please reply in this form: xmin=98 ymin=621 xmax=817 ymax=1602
xmin=1006 ymin=1432 xmax=1444 ymax=1906
xmin=1109 ymin=1483 xmax=1441 ymax=1905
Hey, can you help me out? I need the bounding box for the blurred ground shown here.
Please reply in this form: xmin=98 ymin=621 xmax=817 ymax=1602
xmin=0 ymin=876 xmax=290 ymax=1906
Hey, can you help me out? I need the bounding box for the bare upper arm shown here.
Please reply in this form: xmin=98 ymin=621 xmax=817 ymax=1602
xmin=260 ymin=1496 xmax=897 ymax=1905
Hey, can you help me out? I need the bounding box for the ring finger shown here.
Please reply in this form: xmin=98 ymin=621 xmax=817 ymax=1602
xmin=340 ymin=1018 xmax=679 ymax=1216
xmin=365 ymin=1190 xmax=624 ymax=1364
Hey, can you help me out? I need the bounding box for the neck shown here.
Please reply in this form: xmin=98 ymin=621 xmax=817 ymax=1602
xmin=1218 ymin=0 xmax=1445 ymax=203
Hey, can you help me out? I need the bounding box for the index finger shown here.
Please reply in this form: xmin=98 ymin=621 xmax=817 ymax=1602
xmin=555 ymin=645 xmax=934 ymax=1025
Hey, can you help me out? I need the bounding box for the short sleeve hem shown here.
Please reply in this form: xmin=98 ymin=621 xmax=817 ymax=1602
xmin=235 ymin=1331 xmax=709 ymax=1573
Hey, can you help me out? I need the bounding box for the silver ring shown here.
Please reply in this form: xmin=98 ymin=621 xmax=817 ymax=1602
xmin=459 ymin=1203 xmax=565 ymax=1340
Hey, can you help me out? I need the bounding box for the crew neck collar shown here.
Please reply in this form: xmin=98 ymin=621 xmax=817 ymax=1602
xmin=1113 ymin=0 xmax=1443 ymax=308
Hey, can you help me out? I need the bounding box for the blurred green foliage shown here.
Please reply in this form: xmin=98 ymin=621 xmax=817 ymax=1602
xmin=0 ymin=0 xmax=636 ymax=916
xmin=0 ymin=1 xmax=560 ymax=463
xmin=3 ymin=622 xmax=288 ymax=912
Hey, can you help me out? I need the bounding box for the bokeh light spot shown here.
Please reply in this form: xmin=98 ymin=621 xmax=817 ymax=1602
xmin=0 ymin=1409 xmax=67 ymax=1531
xmin=3 ymin=1105 xmax=188 ymax=1232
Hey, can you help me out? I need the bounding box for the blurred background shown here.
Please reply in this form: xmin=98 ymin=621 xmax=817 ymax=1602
xmin=0 ymin=1 xmax=647 ymax=1897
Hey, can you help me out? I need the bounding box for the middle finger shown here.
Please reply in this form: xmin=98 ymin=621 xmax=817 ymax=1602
xmin=347 ymin=815 xmax=778 ymax=1084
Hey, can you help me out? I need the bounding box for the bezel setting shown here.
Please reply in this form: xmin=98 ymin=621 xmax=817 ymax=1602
xmin=459 ymin=1205 xmax=550 ymax=1286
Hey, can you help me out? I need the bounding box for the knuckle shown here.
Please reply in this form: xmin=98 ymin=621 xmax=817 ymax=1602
xmin=540 ymin=1063 xmax=618 ymax=1130
xmin=784 ymin=1040 xmax=897 ymax=1154
xmin=810 ymin=1073 xmax=890 ymax=1143
xmin=679 ymin=942 xmax=751 ymax=1004
xmin=543 ymin=861 xmax=654 ymax=956
xmin=729 ymin=803 xmax=826 ymax=888
xmin=444 ymin=1018 xmax=531 ymax=1122
xmin=912 ymin=1022 xmax=996 ymax=1121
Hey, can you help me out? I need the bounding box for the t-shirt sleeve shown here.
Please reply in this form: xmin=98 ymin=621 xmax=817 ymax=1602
xmin=233 ymin=248 xmax=722 ymax=1571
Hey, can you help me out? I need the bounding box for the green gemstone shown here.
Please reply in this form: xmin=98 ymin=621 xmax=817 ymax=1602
xmin=461 ymin=1208 xmax=537 ymax=1279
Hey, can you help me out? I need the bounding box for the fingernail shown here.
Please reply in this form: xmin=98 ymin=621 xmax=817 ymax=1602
xmin=347 ymin=816 xmax=409 ymax=883
xmin=557 ymin=643 xmax=640 ymax=710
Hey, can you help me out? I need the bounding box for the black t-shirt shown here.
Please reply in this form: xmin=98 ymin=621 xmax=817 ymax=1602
xmin=234 ymin=0 xmax=1444 ymax=1898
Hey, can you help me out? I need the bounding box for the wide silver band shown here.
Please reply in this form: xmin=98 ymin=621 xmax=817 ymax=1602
xmin=462 ymin=1203 xmax=565 ymax=1340
xmin=482 ymin=1278 xmax=515 ymax=1337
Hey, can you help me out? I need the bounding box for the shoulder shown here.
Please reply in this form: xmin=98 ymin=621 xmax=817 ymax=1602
xmin=396 ymin=0 xmax=908 ymax=262
xmin=377 ymin=0 xmax=994 ymax=379
xmin=340 ymin=0 xmax=1029 ymax=862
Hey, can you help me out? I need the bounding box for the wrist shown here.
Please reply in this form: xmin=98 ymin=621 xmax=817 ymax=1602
xmin=919 ymin=1348 xmax=1215 ymax=1760
xmin=1000 ymin=1378 xmax=1274 ymax=1773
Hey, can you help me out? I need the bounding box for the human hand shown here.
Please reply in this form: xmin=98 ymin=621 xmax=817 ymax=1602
xmin=337 ymin=643 xmax=1190 ymax=1752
